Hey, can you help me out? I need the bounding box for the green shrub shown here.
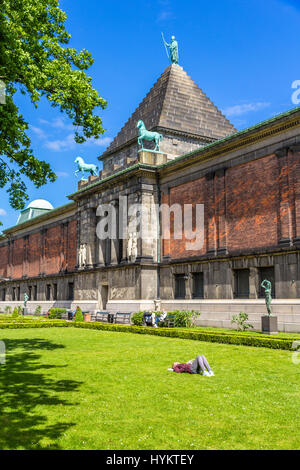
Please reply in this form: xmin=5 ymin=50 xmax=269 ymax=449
xmin=34 ymin=305 xmax=42 ymax=316
xmin=74 ymin=307 xmax=84 ymax=323
xmin=131 ymin=311 xmax=145 ymax=326
xmin=0 ymin=320 xmax=70 ymax=329
xmin=73 ymin=322 xmax=295 ymax=351
xmin=168 ymin=310 xmax=200 ymax=328
xmin=17 ymin=306 xmax=22 ymax=315
xmin=231 ymin=312 xmax=253 ymax=331
xmin=12 ymin=307 xmax=19 ymax=318
xmin=48 ymin=308 xmax=66 ymax=319
xmin=4 ymin=306 xmax=12 ymax=314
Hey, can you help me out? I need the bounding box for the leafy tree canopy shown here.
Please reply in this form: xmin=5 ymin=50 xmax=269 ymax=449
xmin=0 ymin=0 xmax=107 ymax=219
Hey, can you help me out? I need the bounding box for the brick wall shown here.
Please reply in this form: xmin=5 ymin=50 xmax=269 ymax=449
xmin=0 ymin=244 xmax=8 ymax=278
xmin=162 ymin=151 xmax=299 ymax=259
xmin=0 ymin=219 xmax=77 ymax=280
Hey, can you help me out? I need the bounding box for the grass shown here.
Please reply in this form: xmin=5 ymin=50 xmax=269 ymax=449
xmin=0 ymin=327 xmax=300 ymax=450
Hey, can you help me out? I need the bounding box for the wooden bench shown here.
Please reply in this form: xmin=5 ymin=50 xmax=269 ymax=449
xmin=91 ymin=311 xmax=110 ymax=322
xmin=164 ymin=314 xmax=176 ymax=328
xmin=115 ymin=312 xmax=132 ymax=324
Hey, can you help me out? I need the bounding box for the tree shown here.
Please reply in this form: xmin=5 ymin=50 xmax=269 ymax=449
xmin=0 ymin=0 xmax=107 ymax=222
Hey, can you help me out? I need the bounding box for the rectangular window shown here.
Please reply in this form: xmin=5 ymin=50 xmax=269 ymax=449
xmin=175 ymin=274 xmax=186 ymax=299
xmin=68 ymin=282 xmax=74 ymax=301
xmin=192 ymin=272 xmax=204 ymax=299
xmin=2 ymin=289 xmax=6 ymax=302
xmin=53 ymin=284 xmax=58 ymax=301
xmin=234 ymin=269 xmax=250 ymax=299
xmin=28 ymin=286 xmax=32 ymax=301
xmin=33 ymin=285 xmax=37 ymax=301
xmin=46 ymin=284 xmax=51 ymax=301
xmin=12 ymin=287 xmax=16 ymax=302
xmin=259 ymin=267 xmax=275 ymax=298
xmin=105 ymin=239 xmax=111 ymax=265
xmin=17 ymin=287 xmax=20 ymax=301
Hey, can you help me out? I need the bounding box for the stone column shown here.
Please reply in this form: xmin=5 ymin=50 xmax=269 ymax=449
xmin=215 ymin=168 xmax=228 ymax=255
xmin=249 ymin=267 xmax=258 ymax=299
xmin=78 ymin=207 xmax=97 ymax=268
xmin=206 ymin=172 xmax=217 ymax=255
xmin=110 ymin=200 xmax=119 ymax=265
xmin=39 ymin=229 xmax=47 ymax=275
xmin=136 ymin=191 xmax=156 ymax=263
xmin=161 ymin=190 xmax=171 ymax=261
xmin=276 ymin=148 xmax=292 ymax=247
xmin=290 ymin=145 xmax=300 ymax=246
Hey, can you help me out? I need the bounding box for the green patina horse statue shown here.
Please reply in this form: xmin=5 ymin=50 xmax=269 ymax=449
xmin=75 ymin=157 xmax=98 ymax=181
xmin=137 ymin=120 xmax=163 ymax=152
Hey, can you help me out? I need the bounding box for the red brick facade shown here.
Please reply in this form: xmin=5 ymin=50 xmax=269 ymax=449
xmin=162 ymin=150 xmax=300 ymax=260
xmin=0 ymin=220 xmax=77 ymax=280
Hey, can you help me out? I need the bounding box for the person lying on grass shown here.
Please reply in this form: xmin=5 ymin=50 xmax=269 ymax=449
xmin=170 ymin=355 xmax=214 ymax=376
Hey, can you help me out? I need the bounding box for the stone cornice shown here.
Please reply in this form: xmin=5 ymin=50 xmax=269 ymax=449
xmin=68 ymin=164 xmax=157 ymax=201
xmin=157 ymin=107 xmax=300 ymax=176
xmin=99 ymin=126 xmax=215 ymax=161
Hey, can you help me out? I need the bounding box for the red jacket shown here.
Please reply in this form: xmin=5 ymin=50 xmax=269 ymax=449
xmin=173 ymin=363 xmax=192 ymax=374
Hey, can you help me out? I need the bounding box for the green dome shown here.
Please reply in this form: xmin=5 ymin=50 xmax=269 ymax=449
xmin=17 ymin=199 xmax=54 ymax=225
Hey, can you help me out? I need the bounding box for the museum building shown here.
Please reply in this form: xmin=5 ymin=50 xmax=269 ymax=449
xmin=1 ymin=63 xmax=300 ymax=332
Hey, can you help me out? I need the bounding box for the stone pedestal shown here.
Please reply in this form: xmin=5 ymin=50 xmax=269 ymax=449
xmin=23 ymin=307 xmax=28 ymax=316
xmin=261 ymin=315 xmax=278 ymax=335
xmin=138 ymin=150 xmax=168 ymax=166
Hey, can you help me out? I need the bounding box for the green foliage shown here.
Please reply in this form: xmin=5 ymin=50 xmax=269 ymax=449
xmin=74 ymin=322 xmax=295 ymax=351
xmin=74 ymin=307 xmax=84 ymax=323
xmin=231 ymin=312 xmax=253 ymax=331
xmin=12 ymin=307 xmax=19 ymax=318
xmin=4 ymin=306 xmax=12 ymax=314
xmin=0 ymin=0 xmax=107 ymax=217
xmin=34 ymin=305 xmax=42 ymax=316
xmin=0 ymin=320 xmax=69 ymax=328
xmin=48 ymin=308 xmax=66 ymax=319
xmin=167 ymin=310 xmax=200 ymax=328
xmin=1 ymin=327 xmax=300 ymax=450
xmin=17 ymin=306 xmax=22 ymax=315
xmin=131 ymin=311 xmax=145 ymax=326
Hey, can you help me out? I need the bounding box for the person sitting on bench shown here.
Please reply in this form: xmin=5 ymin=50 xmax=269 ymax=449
xmin=170 ymin=355 xmax=214 ymax=376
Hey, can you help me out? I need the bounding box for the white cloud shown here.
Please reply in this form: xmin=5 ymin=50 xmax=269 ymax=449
xmin=56 ymin=171 xmax=69 ymax=178
xmin=223 ymin=102 xmax=271 ymax=117
xmin=39 ymin=117 xmax=74 ymax=131
xmin=30 ymin=125 xmax=48 ymax=139
xmin=85 ymin=137 xmax=113 ymax=147
xmin=45 ymin=134 xmax=112 ymax=152
xmin=0 ymin=209 xmax=7 ymax=216
xmin=45 ymin=133 xmax=75 ymax=152
xmin=157 ymin=0 xmax=175 ymax=22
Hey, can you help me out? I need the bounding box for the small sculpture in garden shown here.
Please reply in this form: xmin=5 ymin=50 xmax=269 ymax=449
xmin=137 ymin=120 xmax=163 ymax=152
xmin=261 ymin=279 xmax=272 ymax=316
xmin=24 ymin=292 xmax=29 ymax=308
xmin=75 ymin=156 xmax=98 ymax=181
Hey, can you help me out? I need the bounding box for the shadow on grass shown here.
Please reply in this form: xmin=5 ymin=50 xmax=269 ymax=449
xmin=0 ymin=338 xmax=82 ymax=450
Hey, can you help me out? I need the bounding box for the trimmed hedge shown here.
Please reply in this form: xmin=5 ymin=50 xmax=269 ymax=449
xmin=72 ymin=322 xmax=296 ymax=351
xmin=0 ymin=320 xmax=70 ymax=329
xmin=0 ymin=319 xmax=297 ymax=351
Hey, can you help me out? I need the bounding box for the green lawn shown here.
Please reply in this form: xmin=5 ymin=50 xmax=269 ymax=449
xmin=0 ymin=327 xmax=300 ymax=450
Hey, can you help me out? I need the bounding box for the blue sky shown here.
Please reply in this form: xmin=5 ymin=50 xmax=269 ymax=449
xmin=1 ymin=0 xmax=300 ymax=230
